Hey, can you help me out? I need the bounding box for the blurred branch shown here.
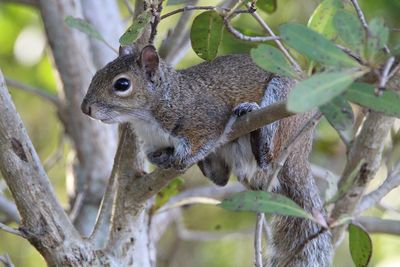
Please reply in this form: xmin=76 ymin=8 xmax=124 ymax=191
xmin=0 ymin=222 xmax=25 ymax=238
xmin=5 ymin=78 xmax=60 ymax=106
xmin=160 ymin=5 xmax=248 ymax=20
xmin=0 ymin=195 xmax=20 ymax=224
xmin=378 ymin=57 xmax=395 ymax=91
xmin=0 ymin=254 xmax=15 ymax=267
xmin=123 ymin=0 xmax=135 ymax=16
xmin=254 ymin=213 xmax=264 ymax=267
xmin=357 ymin=217 xmax=400 ymax=235
xmin=356 ymin=163 xmax=400 ymax=214
xmin=311 ymin=164 xmax=339 ymax=182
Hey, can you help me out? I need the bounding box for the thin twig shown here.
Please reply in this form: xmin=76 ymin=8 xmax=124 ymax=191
xmin=0 ymin=195 xmax=20 ymax=224
xmin=161 ymin=5 xmax=249 ymax=20
xmin=43 ymin=135 xmax=64 ymax=171
xmin=266 ymin=112 xmax=322 ymax=191
xmin=387 ymin=63 xmax=400 ymax=84
xmin=357 ymin=217 xmax=400 ymax=235
xmin=224 ymin=19 xmax=280 ymax=42
xmin=247 ymin=4 xmax=301 ymax=73
xmin=378 ymin=56 xmax=395 ymax=92
xmin=0 ymin=222 xmax=25 ymax=238
xmin=0 ymin=254 xmax=15 ymax=267
xmin=254 ymin=213 xmax=264 ymax=267
xmin=5 ymin=78 xmax=59 ymax=106
xmin=68 ymin=191 xmax=85 ymax=223
xmin=350 ymin=0 xmax=390 ymax=54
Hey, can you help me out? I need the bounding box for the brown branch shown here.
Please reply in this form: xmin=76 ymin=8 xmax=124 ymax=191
xmin=357 ymin=217 xmax=400 ymax=235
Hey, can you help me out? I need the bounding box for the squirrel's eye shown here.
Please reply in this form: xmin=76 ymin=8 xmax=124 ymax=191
xmin=113 ymin=78 xmax=131 ymax=92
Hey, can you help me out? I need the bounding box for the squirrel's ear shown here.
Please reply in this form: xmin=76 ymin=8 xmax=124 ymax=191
xmin=140 ymin=45 xmax=159 ymax=79
xmin=119 ymin=45 xmax=138 ymax=56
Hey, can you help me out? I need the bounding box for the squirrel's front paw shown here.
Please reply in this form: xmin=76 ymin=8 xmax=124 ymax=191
xmin=147 ymin=147 xmax=174 ymax=168
xmin=233 ymin=102 xmax=259 ymax=117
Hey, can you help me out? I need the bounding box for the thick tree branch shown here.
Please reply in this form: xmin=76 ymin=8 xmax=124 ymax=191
xmin=0 ymin=70 xmax=84 ymax=262
xmin=330 ymin=112 xmax=395 ymax=243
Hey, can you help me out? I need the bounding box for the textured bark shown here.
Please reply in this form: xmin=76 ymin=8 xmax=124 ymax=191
xmin=38 ymin=0 xmax=119 ymax=235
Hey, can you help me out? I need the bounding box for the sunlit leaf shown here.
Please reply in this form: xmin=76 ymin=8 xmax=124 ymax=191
xmin=119 ymin=11 xmax=152 ymax=45
xmin=190 ymin=11 xmax=224 ymax=61
xmin=366 ymin=17 xmax=389 ymax=61
xmin=345 ymin=83 xmax=400 ymax=118
xmin=251 ymin=44 xmax=297 ymax=78
xmin=320 ymin=96 xmax=354 ymax=143
xmin=333 ymin=10 xmax=365 ymax=54
xmin=219 ymin=191 xmax=313 ymax=220
xmin=308 ymin=0 xmax=343 ymax=39
xmin=256 ymin=0 xmax=278 ymax=14
xmin=287 ymin=70 xmax=364 ymax=113
xmin=65 ymin=16 xmax=104 ymax=42
xmin=280 ymin=23 xmax=358 ymax=68
xmin=349 ymin=224 xmax=373 ymax=267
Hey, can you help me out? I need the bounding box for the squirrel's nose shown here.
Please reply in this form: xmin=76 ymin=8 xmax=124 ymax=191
xmin=81 ymin=98 xmax=92 ymax=116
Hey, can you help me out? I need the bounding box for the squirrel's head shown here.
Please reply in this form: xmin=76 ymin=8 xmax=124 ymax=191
xmin=81 ymin=45 xmax=162 ymax=124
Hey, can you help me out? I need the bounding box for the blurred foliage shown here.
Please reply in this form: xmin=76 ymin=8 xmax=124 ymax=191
xmin=0 ymin=0 xmax=399 ymax=266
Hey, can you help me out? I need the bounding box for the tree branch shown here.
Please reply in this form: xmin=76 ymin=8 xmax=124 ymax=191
xmin=0 ymin=254 xmax=15 ymax=267
xmin=356 ymin=217 xmax=400 ymax=235
xmin=254 ymin=213 xmax=264 ymax=267
xmin=5 ymin=78 xmax=60 ymax=106
xmin=0 ymin=70 xmax=83 ymax=260
xmin=0 ymin=222 xmax=25 ymax=237
xmin=0 ymin=195 xmax=20 ymax=223
xmin=330 ymin=112 xmax=395 ymax=243
xmin=224 ymin=19 xmax=280 ymax=42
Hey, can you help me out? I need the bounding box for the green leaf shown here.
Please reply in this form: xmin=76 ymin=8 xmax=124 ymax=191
xmin=366 ymin=18 xmax=389 ymax=61
xmin=280 ymin=23 xmax=358 ymax=68
xmin=152 ymin=177 xmax=184 ymax=212
xmin=287 ymin=70 xmax=364 ymax=113
xmin=349 ymin=224 xmax=373 ymax=267
xmin=119 ymin=11 xmax=152 ymax=46
xmin=320 ymin=96 xmax=354 ymax=143
xmin=251 ymin=44 xmax=297 ymax=78
xmin=190 ymin=11 xmax=224 ymax=61
xmin=65 ymin=16 xmax=104 ymax=42
xmin=345 ymin=83 xmax=400 ymax=118
xmin=256 ymin=0 xmax=278 ymax=14
xmin=333 ymin=10 xmax=365 ymax=53
xmin=307 ymin=0 xmax=343 ymax=39
xmin=219 ymin=191 xmax=313 ymax=220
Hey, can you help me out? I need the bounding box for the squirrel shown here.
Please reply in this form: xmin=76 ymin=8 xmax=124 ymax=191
xmin=81 ymin=44 xmax=332 ymax=266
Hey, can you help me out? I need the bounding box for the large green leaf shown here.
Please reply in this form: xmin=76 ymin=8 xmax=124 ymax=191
xmin=320 ymin=96 xmax=354 ymax=143
xmin=333 ymin=10 xmax=365 ymax=54
xmin=219 ymin=191 xmax=313 ymax=220
xmin=256 ymin=0 xmax=278 ymax=14
xmin=345 ymin=83 xmax=400 ymax=118
xmin=308 ymin=0 xmax=343 ymax=39
xmin=190 ymin=11 xmax=224 ymax=61
xmin=366 ymin=18 xmax=389 ymax=61
xmin=65 ymin=16 xmax=104 ymax=42
xmin=280 ymin=23 xmax=358 ymax=68
xmin=119 ymin=11 xmax=152 ymax=45
xmin=251 ymin=44 xmax=297 ymax=78
xmin=349 ymin=224 xmax=373 ymax=267
xmin=287 ymin=70 xmax=364 ymax=113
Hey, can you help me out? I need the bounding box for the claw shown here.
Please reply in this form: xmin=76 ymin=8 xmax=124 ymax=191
xmin=233 ymin=102 xmax=259 ymax=117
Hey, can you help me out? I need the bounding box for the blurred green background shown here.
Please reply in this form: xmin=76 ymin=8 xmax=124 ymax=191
xmin=0 ymin=0 xmax=400 ymax=266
